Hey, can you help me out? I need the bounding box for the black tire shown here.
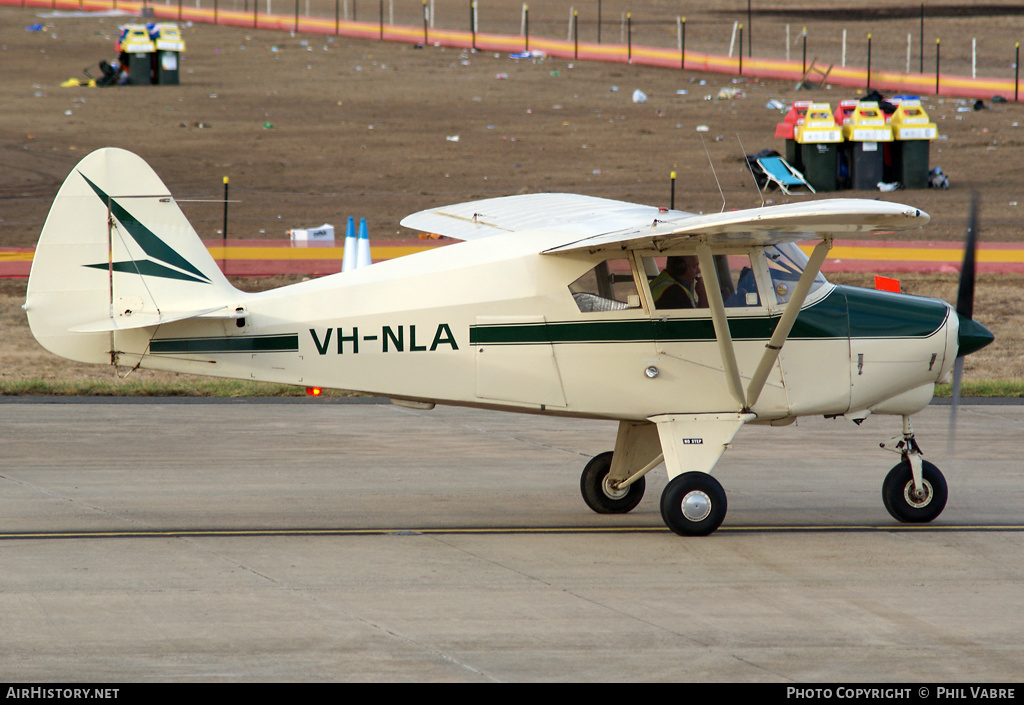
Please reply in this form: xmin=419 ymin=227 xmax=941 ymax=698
xmin=580 ymin=451 xmax=645 ymax=514
xmin=882 ymin=459 xmax=948 ymax=523
xmin=660 ymin=472 xmax=727 ymax=536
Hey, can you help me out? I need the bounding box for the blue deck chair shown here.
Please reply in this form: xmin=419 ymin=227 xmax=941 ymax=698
xmin=757 ymin=156 xmax=816 ymax=195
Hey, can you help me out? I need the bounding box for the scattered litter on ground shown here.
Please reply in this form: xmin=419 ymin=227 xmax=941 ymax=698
xmin=877 ymin=181 xmax=902 ymax=192
xmin=928 ymin=167 xmax=949 ymax=189
xmin=717 ymin=87 xmax=744 ymax=100
xmin=696 ymin=125 xmax=709 ymax=132
xmin=632 ymin=89 xmax=647 ymax=103
xmin=446 ymin=135 xmax=460 ymax=142
xmin=765 ymin=98 xmax=786 ymax=110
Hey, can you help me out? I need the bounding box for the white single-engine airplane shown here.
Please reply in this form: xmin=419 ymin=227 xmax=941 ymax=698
xmin=26 ymin=148 xmax=994 ymax=535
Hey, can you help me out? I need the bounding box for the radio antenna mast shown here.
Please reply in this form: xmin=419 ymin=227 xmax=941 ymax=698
xmin=699 ymin=133 xmax=726 ymax=213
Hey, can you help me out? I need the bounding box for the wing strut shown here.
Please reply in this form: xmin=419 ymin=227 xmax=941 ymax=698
xmin=696 ymin=242 xmax=745 ymax=409
xmin=744 ymin=237 xmax=833 ymax=409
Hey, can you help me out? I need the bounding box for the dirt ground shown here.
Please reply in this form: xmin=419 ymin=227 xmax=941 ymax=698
xmin=1 ymin=3 xmax=1022 ymax=387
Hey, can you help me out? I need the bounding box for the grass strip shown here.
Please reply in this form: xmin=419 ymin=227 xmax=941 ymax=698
xmin=933 ymin=379 xmax=1024 ymax=398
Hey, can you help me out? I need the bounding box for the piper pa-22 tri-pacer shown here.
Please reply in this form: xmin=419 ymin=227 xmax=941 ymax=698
xmin=26 ymin=148 xmax=994 ymax=535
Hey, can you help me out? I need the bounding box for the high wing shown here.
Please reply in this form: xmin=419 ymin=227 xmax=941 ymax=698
xmin=400 ymin=193 xmax=676 ymax=242
xmin=401 ymin=194 xmax=929 ymax=252
xmin=543 ymin=198 xmax=929 ymax=255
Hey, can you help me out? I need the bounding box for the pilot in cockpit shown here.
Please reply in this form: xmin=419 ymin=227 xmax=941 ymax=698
xmin=651 ymin=255 xmax=708 ymax=309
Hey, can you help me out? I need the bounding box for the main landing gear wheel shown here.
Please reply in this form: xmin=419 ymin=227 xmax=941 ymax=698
xmin=882 ymin=460 xmax=948 ymax=524
xmin=580 ymin=451 xmax=645 ymax=514
xmin=660 ymin=472 xmax=727 ymax=536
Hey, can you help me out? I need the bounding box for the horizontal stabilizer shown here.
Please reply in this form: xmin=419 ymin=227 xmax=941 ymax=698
xmin=68 ymin=306 xmax=240 ymax=333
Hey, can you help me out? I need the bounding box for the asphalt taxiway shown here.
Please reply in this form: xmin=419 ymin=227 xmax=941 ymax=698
xmin=1 ymin=398 xmax=1022 ymax=681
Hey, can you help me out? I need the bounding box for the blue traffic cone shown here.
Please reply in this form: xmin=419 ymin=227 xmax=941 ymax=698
xmin=356 ymin=217 xmax=372 ymax=269
xmin=342 ymin=216 xmax=356 ymax=272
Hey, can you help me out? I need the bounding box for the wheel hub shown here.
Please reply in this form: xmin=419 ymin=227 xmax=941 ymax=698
xmin=904 ymin=480 xmax=933 ymax=508
xmin=680 ymin=490 xmax=712 ymax=522
xmin=602 ymin=475 xmax=629 ymax=500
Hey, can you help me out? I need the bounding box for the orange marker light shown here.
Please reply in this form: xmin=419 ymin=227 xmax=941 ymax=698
xmin=305 ymin=387 xmax=323 ymax=397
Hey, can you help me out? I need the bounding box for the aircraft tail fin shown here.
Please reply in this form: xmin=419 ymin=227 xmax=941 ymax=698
xmin=25 ymin=148 xmax=240 ymax=365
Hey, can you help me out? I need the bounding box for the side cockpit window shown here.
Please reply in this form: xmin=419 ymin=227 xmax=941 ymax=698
xmin=569 ymin=258 xmax=641 ymax=313
xmin=645 ymin=254 xmax=761 ymax=310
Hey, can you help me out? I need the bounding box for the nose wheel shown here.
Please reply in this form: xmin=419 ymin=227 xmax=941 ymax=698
xmin=882 ymin=459 xmax=948 ymax=523
xmin=879 ymin=416 xmax=948 ymax=524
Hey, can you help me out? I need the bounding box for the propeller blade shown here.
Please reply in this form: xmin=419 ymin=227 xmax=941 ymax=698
xmin=955 ymin=191 xmax=979 ymax=320
xmin=949 ymin=191 xmax=979 ymax=455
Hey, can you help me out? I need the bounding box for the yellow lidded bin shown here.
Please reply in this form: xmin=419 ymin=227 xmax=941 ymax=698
xmin=793 ymin=103 xmax=842 ymax=192
xmin=887 ymin=99 xmax=937 ymax=188
xmin=840 ymin=101 xmax=893 ymax=190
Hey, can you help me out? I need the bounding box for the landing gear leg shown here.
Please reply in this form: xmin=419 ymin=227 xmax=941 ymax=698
xmin=651 ymin=412 xmax=754 ymax=536
xmin=880 ymin=416 xmax=948 ymax=523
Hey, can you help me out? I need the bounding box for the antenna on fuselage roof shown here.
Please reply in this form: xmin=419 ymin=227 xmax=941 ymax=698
xmin=698 ymin=132 xmax=726 ymax=213
xmin=736 ymin=133 xmax=766 ymax=208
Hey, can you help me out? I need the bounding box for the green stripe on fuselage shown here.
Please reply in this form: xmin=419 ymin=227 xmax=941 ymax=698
xmin=469 ymin=287 xmax=948 ymax=346
xmin=149 ymin=335 xmax=299 ymax=354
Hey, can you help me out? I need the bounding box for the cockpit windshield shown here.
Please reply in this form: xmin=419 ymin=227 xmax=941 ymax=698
xmin=763 ymin=243 xmax=828 ymax=304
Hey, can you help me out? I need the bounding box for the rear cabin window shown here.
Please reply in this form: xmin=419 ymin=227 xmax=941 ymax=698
xmin=569 ymin=258 xmax=640 ymax=313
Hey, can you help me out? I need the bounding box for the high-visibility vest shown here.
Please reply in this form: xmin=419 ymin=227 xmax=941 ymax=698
xmin=650 ymin=271 xmax=696 ymax=307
